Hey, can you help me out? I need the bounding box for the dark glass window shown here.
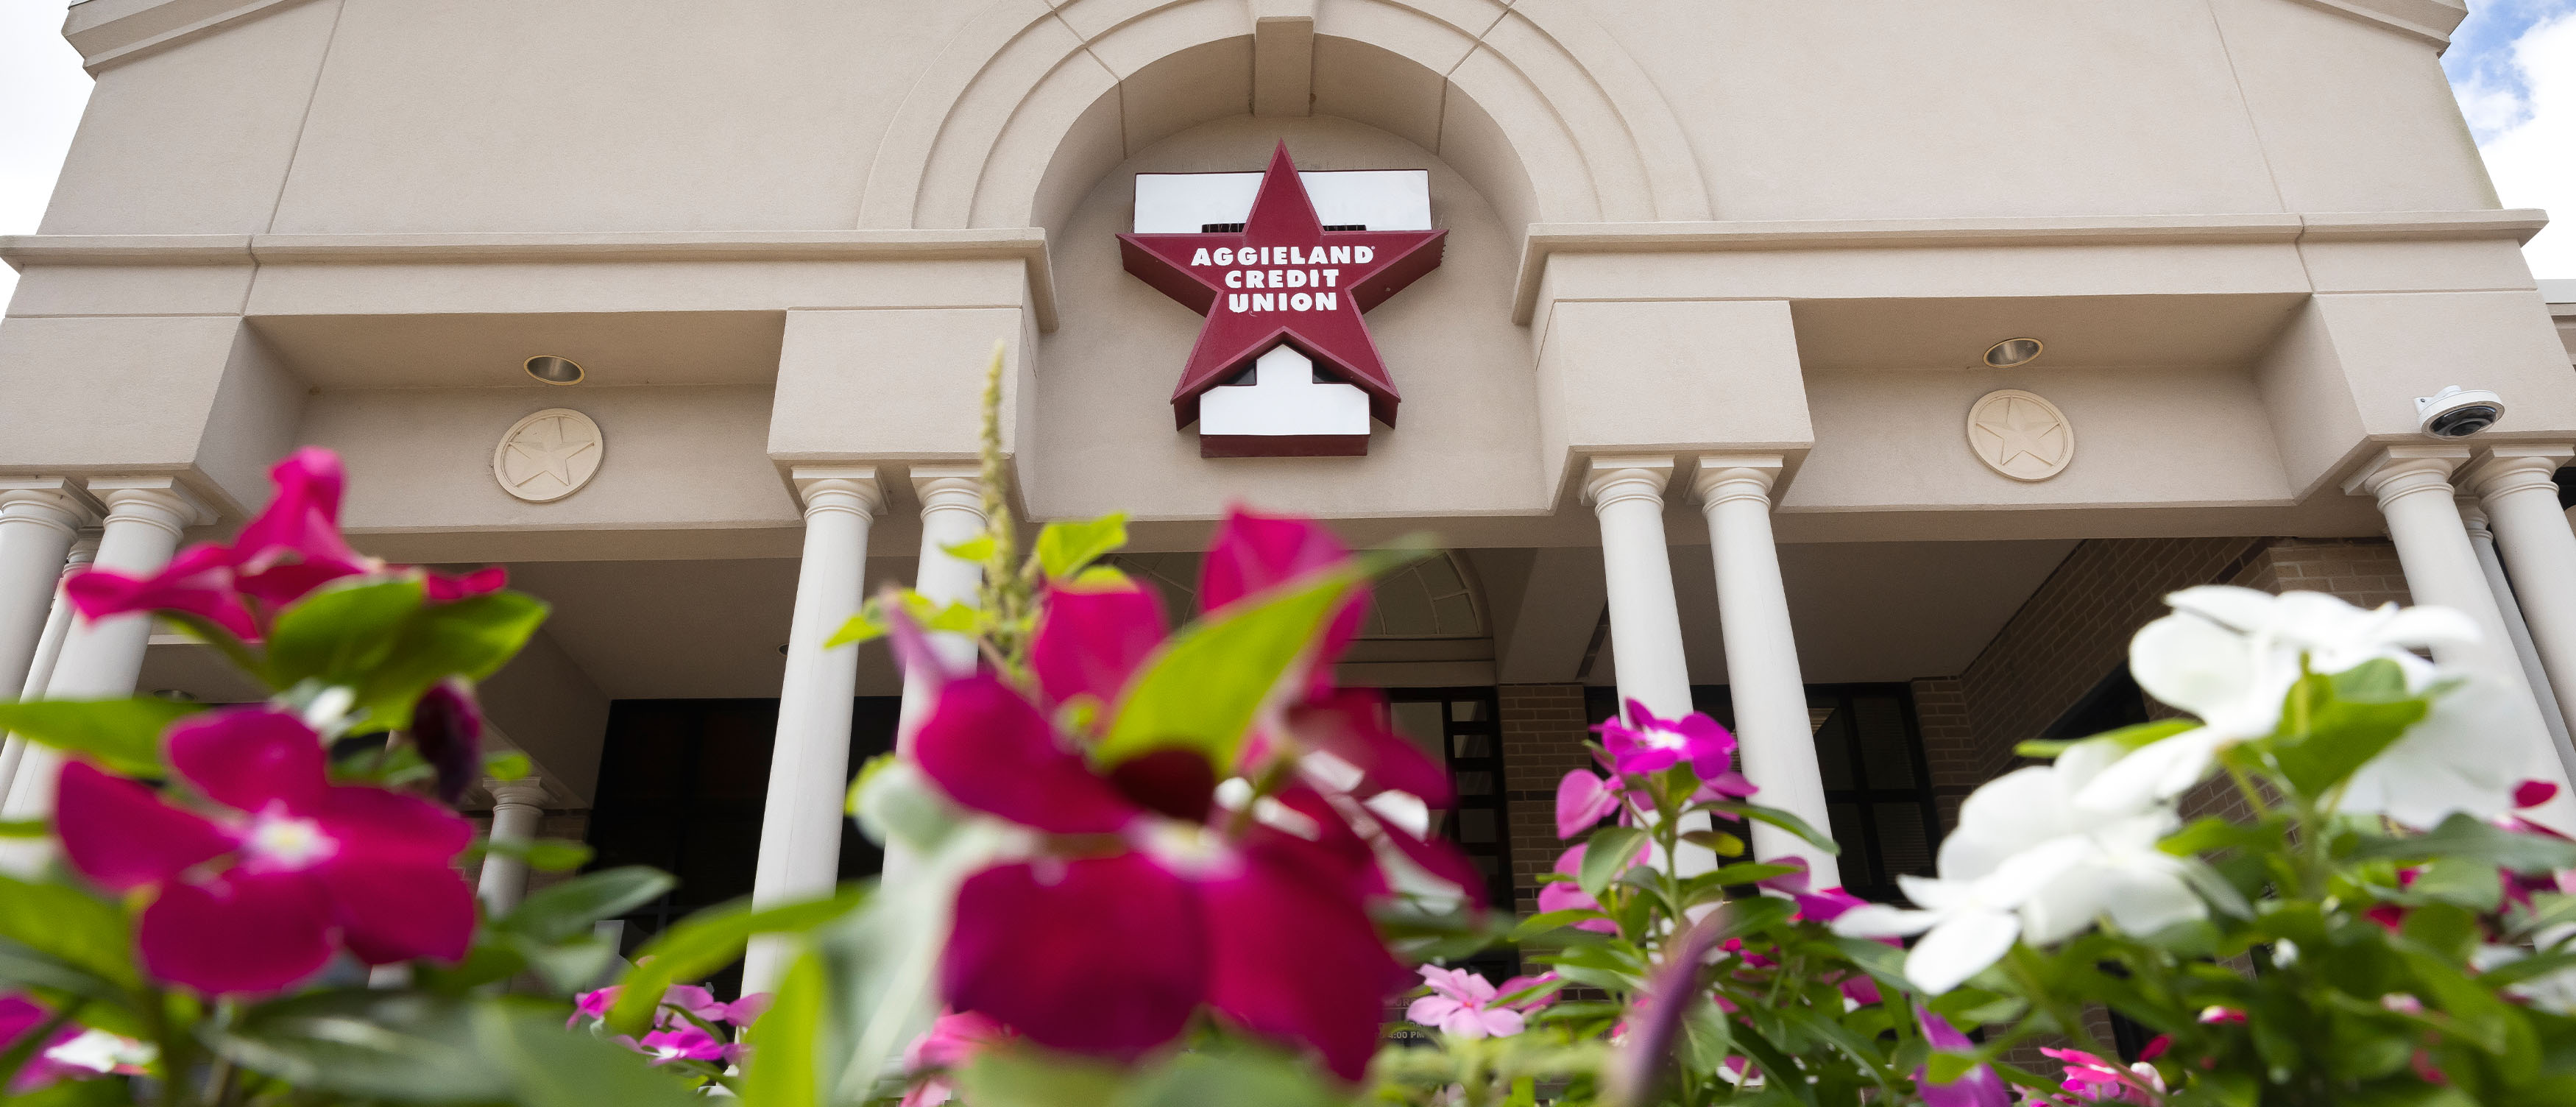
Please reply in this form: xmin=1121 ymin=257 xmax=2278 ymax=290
xmin=1384 ymin=688 xmax=1517 ymax=980
xmin=584 ymin=697 xmax=900 ymax=994
xmin=1583 ymin=683 xmax=1940 ymax=902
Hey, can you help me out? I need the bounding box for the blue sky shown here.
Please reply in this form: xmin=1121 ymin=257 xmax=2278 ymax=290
xmin=1 ymin=2 xmax=2573 ymax=305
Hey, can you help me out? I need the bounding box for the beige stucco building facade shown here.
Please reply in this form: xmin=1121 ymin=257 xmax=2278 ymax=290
xmin=7 ymin=0 xmax=2576 ymax=955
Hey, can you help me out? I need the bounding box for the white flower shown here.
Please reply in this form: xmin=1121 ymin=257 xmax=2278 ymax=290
xmin=1833 ymin=838 xmax=2089 ymax=994
xmin=43 ymin=1029 xmax=156 ymax=1075
xmin=2078 ymin=587 xmax=2480 ymax=813
xmin=2340 ymin=668 xmax=2536 ymax=827
xmin=1836 ymin=743 xmax=2206 ymax=992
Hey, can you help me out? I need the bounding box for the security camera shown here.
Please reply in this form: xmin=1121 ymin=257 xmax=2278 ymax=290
xmin=2416 ymin=386 xmax=2505 ymax=439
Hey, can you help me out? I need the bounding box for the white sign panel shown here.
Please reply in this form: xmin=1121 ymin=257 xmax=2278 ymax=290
xmin=1133 ymin=170 xmax=1432 ymax=233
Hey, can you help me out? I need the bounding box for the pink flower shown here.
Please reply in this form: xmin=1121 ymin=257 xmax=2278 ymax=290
xmin=1534 ymin=843 xmax=1618 ymax=933
xmin=2041 ymin=1048 xmax=2164 ymax=1104
xmin=1197 ymin=507 xmax=1369 ymax=692
xmin=1556 ymin=771 xmax=1621 ymax=838
xmin=631 ymin=1025 xmax=732 ymax=1065
xmin=900 ymin=1010 xmax=1008 ymax=1107
xmin=1917 ymin=1011 xmax=2010 ymax=1107
xmin=52 ymin=706 xmax=475 ymax=994
xmin=66 ymin=449 xmax=506 ymax=642
xmin=2516 ymin=779 xmax=2558 ymax=809
xmin=570 ymin=984 xmax=770 ymax=1029
xmin=0 ymin=994 xmax=91 ymax=1092
xmin=2195 ymin=1005 xmax=2246 ymax=1025
xmin=1406 ymin=966 xmax=1526 ymax=1039
xmin=1592 ymin=698 xmax=1738 ymax=781
xmin=716 ymin=993 xmax=773 ymax=1025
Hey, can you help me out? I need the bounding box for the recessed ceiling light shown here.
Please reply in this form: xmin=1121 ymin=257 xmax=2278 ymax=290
xmin=1984 ymin=338 xmax=2043 ymax=369
xmin=525 ymin=355 xmax=586 ymax=386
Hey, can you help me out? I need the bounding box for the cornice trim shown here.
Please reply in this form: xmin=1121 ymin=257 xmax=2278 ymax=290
xmin=0 ymin=228 xmax=1061 ymax=330
xmin=2276 ymin=0 xmax=2468 ymax=48
xmin=63 ymin=0 xmax=326 ymax=73
xmin=1511 ymin=209 xmax=2549 ymax=324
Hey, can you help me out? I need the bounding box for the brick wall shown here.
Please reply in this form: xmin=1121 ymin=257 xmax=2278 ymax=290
xmin=2240 ymin=538 xmax=2410 ymax=609
xmin=1498 ymin=684 xmax=1592 ymax=913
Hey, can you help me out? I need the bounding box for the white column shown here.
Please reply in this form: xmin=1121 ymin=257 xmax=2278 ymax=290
xmin=0 ymin=534 xmax=99 ymax=807
xmin=0 ymin=479 xmax=99 ymax=694
xmin=1582 ymin=457 xmax=1719 ymax=874
xmin=2460 ymin=499 xmax=2576 ymax=779
xmin=743 ymin=467 xmax=882 ymax=992
xmin=1693 ymin=456 xmax=1839 ymax=885
xmin=1582 ymin=457 xmax=1693 ymax=718
xmin=894 ymin=464 xmax=988 ymax=745
xmin=0 ymin=478 xmax=209 ymax=867
xmin=476 ymin=777 xmax=551 ymax=915
xmin=2345 ymin=448 xmax=2570 ymax=790
xmin=2465 ymin=445 xmax=2576 ymax=785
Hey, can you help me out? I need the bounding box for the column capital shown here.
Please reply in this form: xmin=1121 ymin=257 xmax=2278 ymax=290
xmin=2462 ymin=444 xmax=2576 ymax=500
xmin=484 ymin=776 xmax=550 ymax=810
xmin=1691 ymin=454 xmax=1788 ymax=510
xmin=2342 ymin=445 xmax=2471 ymax=506
xmin=0 ymin=477 xmax=103 ymax=534
xmin=1582 ymin=455 xmax=1677 ymax=514
xmin=907 ymin=463 xmax=987 ymax=516
xmin=2458 ymin=495 xmax=2494 ymax=537
xmin=80 ymin=475 xmax=213 ymax=537
xmin=788 ymin=466 xmax=886 ymax=520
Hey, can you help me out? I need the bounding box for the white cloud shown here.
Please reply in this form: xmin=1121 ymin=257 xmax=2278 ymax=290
xmin=2473 ymin=13 xmax=2576 ymax=279
xmin=0 ymin=2 xmax=91 ymax=308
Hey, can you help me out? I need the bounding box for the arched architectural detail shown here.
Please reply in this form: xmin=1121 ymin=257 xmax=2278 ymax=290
xmin=856 ymin=0 xmax=1712 ymax=237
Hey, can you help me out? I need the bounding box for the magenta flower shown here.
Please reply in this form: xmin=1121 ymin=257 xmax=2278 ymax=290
xmin=52 ymin=707 xmax=475 ymax=994
xmin=921 ymin=674 xmax=1404 ymax=1080
xmin=2041 ymin=1048 xmax=2164 ymax=1104
xmin=631 ymin=1025 xmax=733 ymax=1066
xmin=411 ymin=679 xmax=484 ymax=804
xmin=1406 ymin=966 xmax=1526 ymax=1039
xmin=1198 ymin=507 xmax=1369 ymax=689
xmin=1917 ymin=1011 xmax=2010 ymax=1107
xmin=0 ymin=994 xmax=91 ymax=1092
xmin=1557 ymin=770 xmax=1622 ymax=838
xmin=66 ymin=448 xmax=506 ymax=641
xmin=1593 ymin=698 xmax=1738 ymax=781
xmin=1534 ymin=843 xmax=1618 ymax=933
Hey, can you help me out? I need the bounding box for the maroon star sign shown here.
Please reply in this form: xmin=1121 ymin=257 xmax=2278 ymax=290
xmin=1119 ymin=143 xmax=1446 ymax=430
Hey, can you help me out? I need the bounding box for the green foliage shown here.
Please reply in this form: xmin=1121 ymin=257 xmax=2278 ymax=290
xmin=1094 ymin=559 xmax=1377 ymax=770
xmin=264 ymin=579 xmax=548 ymax=732
xmin=605 ymin=888 xmax=866 ymax=1036
xmin=0 ymin=697 xmax=202 ymax=775
xmin=1033 ymin=514 xmax=1128 ymax=581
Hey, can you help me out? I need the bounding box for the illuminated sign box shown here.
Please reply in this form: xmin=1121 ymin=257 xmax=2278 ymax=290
xmin=1133 ymin=169 xmax=1432 ymax=233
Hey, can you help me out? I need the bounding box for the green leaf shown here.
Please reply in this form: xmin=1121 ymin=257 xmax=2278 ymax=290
xmin=0 ymin=698 xmax=201 ymax=776
xmin=1034 ymin=514 xmax=1127 ymax=581
xmin=1512 ymin=909 xmax=1614 ymax=941
xmin=1696 ymin=800 xmax=1841 ymax=855
xmin=955 ymin=1048 xmax=1128 ymax=1107
xmin=1096 ymin=567 xmax=1365 ymax=771
xmin=942 ymin=534 xmax=999 ymax=565
xmin=741 ymin=950 xmax=828 ymax=1107
xmin=1579 ymin=825 xmax=1648 ymax=902
xmin=825 ymin=610 xmax=885 ymax=648
xmin=2272 ymin=672 xmax=2427 ymax=796
xmin=2408 ymin=858 xmax=2505 ymax=912
xmin=1119 ymin=1047 xmax=1347 ymax=1107
xmin=0 ymin=875 xmax=139 ymax=991
xmin=1703 ymin=896 xmax=1798 ymax=941
xmin=360 ymin=590 xmax=548 ymax=732
xmin=0 ymin=819 xmax=43 ymax=839
xmin=1680 ymin=828 xmax=1747 ymax=857
xmin=499 ymin=866 xmax=676 ymax=944
xmin=483 ymin=751 xmax=531 ymax=781
xmin=263 ymin=579 xmax=427 ymax=693
xmin=2016 ymin=718 xmax=2196 ymax=760
xmin=266 ymin=580 xmax=548 ymax=732
xmin=2349 ymin=813 xmax=2576 ymax=873
xmin=474 ymin=999 xmax=705 ymax=1107
xmin=1927 ymin=1051 xmax=1979 ymax=1084
xmin=1680 ymin=997 xmax=1736 ymax=1079
xmin=606 ymin=888 xmax=867 ymax=1037
xmin=205 ymin=991 xmax=514 ymax=1103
